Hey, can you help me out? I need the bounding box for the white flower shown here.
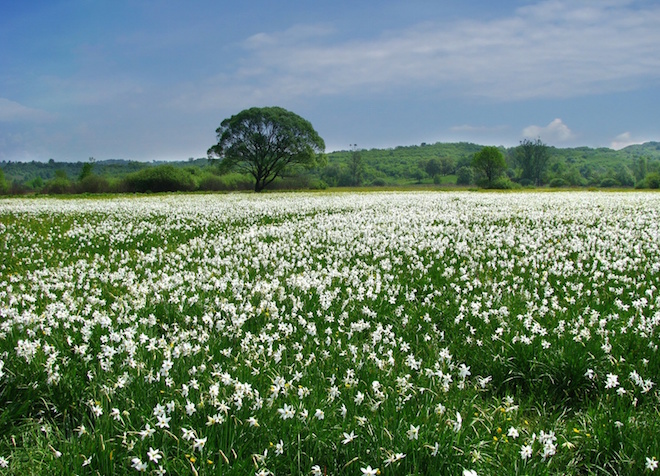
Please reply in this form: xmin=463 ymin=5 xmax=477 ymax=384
xmin=181 ymin=427 xmax=195 ymax=441
xmin=647 ymin=457 xmax=659 ymax=471
xmin=453 ymin=411 xmax=463 ymax=432
xmin=131 ymin=457 xmax=147 ymax=472
xmin=140 ymin=423 xmax=156 ymax=439
xmin=311 ymin=465 xmax=323 ymax=476
xmin=0 ymin=456 xmax=8 ymax=468
xmin=463 ymin=470 xmax=478 ymax=476
xmin=314 ymin=409 xmax=325 ymax=420
xmin=384 ymin=452 xmax=406 ymax=466
xmin=507 ymin=427 xmax=519 ymax=439
xmin=605 ymin=373 xmax=619 ymax=389
xmin=407 ymin=424 xmax=420 ymax=440
xmin=361 ymin=465 xmax=379 ymax=475
xmin=341 ymin=431 xmax=356 ymax=444
xmin=520 ymin=444 xmax=533 ymax=460
xmin=275 ymin=440 xmax=284 ymax=455
xmin=193 ymin=437 xmax=207 ymax=452
xmin=278 ymin=403 xmax=295 ymax=420
xmin=147 ymin=447 xmax=162 ymax=463
xmin=155 ymin=414 xmax=171 ymax=429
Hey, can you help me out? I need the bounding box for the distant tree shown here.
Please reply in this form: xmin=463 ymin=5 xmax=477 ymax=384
xmin=79 ymin=162 xmax=94 ymax=181
xmin=438 ymin=156 xmax=455 ymax=176
xmin=632 ymin=156 xmax=648 ymax=182
xmin=208 ymin=107 xmax=326 ymax=192
xmin=614 ymin=165 xmax=635 ymax=187
xmin=44 ymin=170 xmax=72 ymax=194
xmin=425 ymin=158 xmax=441 ymax=177
xmin=456 ymin=166 xmax=474 ymax=185
xmin=472 ymin=146 xmax=506 ymax=186
xmin=0 ymin=167 xmax=7 ymax=194
xmin=348 ymin=144 xmax=364 ymax=186
xmin=516 ymin=138 xmax=550 ymax=185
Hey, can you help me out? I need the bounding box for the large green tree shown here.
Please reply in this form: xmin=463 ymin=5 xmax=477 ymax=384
xmin=208 ymin=107 xmax=326 ymax=192
xmin=472 ymin=146 xmax=506 ymax=186
xmin=516 ymin=138 xmax=550 ymax=185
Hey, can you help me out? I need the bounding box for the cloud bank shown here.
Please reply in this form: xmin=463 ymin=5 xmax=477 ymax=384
xmin=522 ymin=119 xmax=576 ymax=144
xmin=195 ymin=0 xmax=660 ymax=109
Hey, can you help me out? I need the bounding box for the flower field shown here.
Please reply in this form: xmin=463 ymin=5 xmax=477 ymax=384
xmin=0 ymin=191 xmax=659 ymax=475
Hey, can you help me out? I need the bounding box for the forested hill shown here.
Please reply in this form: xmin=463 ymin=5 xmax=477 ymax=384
xmin=321 ymin=141 xmax=660 ymax=187
xmin=1 ymin=141 xmax=660 ymax=192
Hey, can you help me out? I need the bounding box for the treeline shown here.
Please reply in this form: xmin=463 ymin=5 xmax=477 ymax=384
xmin=1 ymin=141 xmax=660 ymax=195
xmin=321 ymin=141 xmax=660 ymax=189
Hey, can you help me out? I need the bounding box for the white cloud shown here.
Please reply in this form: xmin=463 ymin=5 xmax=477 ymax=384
xmin=522 ymin=119 xmax=576 ymax=143
xmin=610 ymin=132 xmax=645 ymax=150
xmin=0 ymin=98 xmax=54 ymax=122
xmin=450 ymin=124 xmax=508 ymax=133
xmin=192 ymin=0 xmax=660 ymax=106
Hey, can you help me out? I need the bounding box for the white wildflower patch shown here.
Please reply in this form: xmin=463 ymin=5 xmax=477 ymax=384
xmin=0 ymin=192 xmax=659 ymax=474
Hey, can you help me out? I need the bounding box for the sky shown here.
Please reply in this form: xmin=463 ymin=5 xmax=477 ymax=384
xmin=1 ymin=0 xmax=659 ymax=162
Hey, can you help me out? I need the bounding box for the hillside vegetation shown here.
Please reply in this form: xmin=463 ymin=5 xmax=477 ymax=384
xmin=1 ymin=141 xmax=660 ymax=194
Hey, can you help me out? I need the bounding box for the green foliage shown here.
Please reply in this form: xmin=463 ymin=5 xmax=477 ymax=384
xmin=472 ymin=146 xmax=506 ymax=186
xmin=43 ymin=176 xmax=72 ymax=194
xmin=516 ymin=138 xmax=550 ymax=185
xmin=456 ymin=166 xmax=474 ymax=185
xmin=348 ymin=148 xmax=364 ymax=186
xmin=425 ymin=158 xmax=441 ymax=177
xmin=76 ymin=174 xmax=111 ymax=194
xmin=78 ymin=162 xmax=94 ymax=181
xmin=0 ymin=167 xmax=7 ymax=195
xmin=208 ymin=106 xmax=326 ymax=192
xmin=644 ymin=172 xmax=660 ymax=189
xmin=489 ymin=175 xmax=518 ymax=189
xmin=122 ymin=165 xmax=196 ymax=193
xmin=599 ymin=177 xmax=620 ymax=188
xmin=549 ymin=177 xmax=568 ymax=188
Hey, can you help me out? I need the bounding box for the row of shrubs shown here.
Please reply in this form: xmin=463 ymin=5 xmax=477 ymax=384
xmin=546 ymin=173 xmax=660 ymax=189
xmin=2 ymin=165 xmax=327 ymax=195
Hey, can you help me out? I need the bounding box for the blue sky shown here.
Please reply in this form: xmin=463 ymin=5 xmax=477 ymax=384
xmin=1 ymin=0 xmax=659 ymax=161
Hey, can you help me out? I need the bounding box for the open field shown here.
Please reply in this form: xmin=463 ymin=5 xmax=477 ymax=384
xmin=0 ymin=192 xmax=659 ymax=475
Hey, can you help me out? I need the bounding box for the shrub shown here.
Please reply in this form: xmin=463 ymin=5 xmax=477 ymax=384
xmin=646 ymin=173 xmax=660 ymax=189
xmin=489 ymin=176 xmax=517 ymax=189
xmin=599 ymin=177 xmax=620 ymax=188
xmin=549 ymin=178 xmax=568 ymax=188
xmin=455 ymin=166 xmax=474 ymax=185
xmin=77 ymin=175 xmax=111 ymax=194
xmin=43 ymin=177 xmax=73 ymax=194
xmin=371 ymin=178 xmax=386 ymax=186
xmin=122 ymin=165 xmax=196 ymax=193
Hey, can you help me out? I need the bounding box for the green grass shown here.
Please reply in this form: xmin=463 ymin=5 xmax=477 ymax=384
xmin=0 ymin=191 xmax=659 ymax=475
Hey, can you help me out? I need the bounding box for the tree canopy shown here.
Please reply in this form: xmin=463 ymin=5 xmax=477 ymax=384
xmin=207 ymin=107 xmax=326 ymax=192
xmin=472 ymin=146 xmax=506 ymax=186
xmin=516 ymin=138 xmax=550 ymax=185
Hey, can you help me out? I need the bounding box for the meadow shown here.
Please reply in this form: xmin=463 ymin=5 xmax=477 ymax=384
xmin=0 ymin=191 xmax=658 ymax=475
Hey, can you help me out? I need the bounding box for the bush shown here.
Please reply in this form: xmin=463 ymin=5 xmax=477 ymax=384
xmin=43 ymin=177 xmax=73 ymax=194
xmin=549 ymin=178 xmax=568 ymax=188
xmin=77 ymin=175 xmax=111 ymax=194
xmin=371 ymin=178 xmax=386 ymax=186
xmin=198 ymin=173 xmax=252 ymax=191
xmin=646 ymin=173 xmax=660 ymax=189
xmin=489 ymin=176 xmax=518 ymax=189
xmin=122 ymin=165 xmax=196 ymax=193
xmin=599 ymin=177 xmax=620 ymax=188
xmin=455 ymin=166 xmax=474 ymax=186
